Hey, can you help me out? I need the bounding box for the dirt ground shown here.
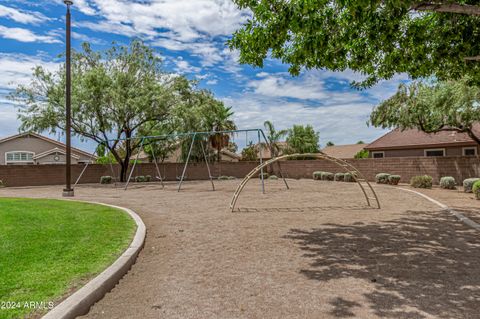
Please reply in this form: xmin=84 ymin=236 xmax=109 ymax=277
xmin=2 ymin=179 xmax=480 ymax=319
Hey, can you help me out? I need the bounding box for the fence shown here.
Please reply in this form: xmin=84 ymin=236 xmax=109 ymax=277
xmin=1 ymin=156 xmax=479 ymax=187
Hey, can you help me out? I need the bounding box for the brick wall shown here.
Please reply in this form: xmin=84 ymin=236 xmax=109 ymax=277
xmin=1 ymin=156 xmax=479 ymax=187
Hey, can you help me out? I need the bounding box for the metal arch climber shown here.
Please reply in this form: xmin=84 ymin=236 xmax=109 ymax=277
xmin=229 ymin=152 xmax=381 ymax=212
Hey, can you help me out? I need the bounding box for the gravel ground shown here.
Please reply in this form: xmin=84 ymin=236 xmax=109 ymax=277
xmin=2 ymin=179 xmax=480 ymax=319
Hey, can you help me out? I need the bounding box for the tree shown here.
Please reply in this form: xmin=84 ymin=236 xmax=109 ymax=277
xmin=204 ymin=103 xmax=237 ymax=162
xmin=285 ymin=125 xmax=320 ymax=154
xmin=356 ymin=141 xmax=365 ymax=145
xmin=326 ymin=141 xmax=335 ymax=147
xmin=263 ymin=120 xmax=288 ymax=158
xmin=229 ymin=1 xmax=480 ymax=87
xmin=369 ymin=78 xmax=480 ymax=143
xmin=354 ymin=149 xmax=369 ymax=159
xmin=10 ymin=40 xmax=183 ymax=181
xmin=241 ymin=141 xmax=258 ymax=161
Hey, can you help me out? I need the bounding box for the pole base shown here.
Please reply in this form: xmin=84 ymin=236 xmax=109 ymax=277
xmin=62 ymin=189 xmax=75 ymax=197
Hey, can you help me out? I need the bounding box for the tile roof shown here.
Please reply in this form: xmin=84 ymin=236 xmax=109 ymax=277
xmin=322 ymin=144 xmax=367 ymax=159
xmin=365 ymin=126 xmax=480 ymax=150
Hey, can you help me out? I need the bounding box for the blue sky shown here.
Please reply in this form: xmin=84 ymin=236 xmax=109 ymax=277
xmin=0 ymin=0 xmax=407 ymax=151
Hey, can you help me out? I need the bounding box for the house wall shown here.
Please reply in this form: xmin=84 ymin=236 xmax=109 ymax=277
xmin=0 ymin=135 xmax=91 ymax=165
xmin=1 ymin=156 xmax=480 ymax=187
xmin=370 ymin=146 xmax=478 ymax=158
xmin=35 ymin=153 xmax=79 ymax=165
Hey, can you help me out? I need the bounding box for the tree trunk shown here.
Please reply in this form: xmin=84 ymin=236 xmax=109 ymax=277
xmin=120 ymin=160 xmax=129 ymax=182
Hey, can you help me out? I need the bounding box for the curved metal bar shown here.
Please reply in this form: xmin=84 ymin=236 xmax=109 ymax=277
xmin=229 ymin=152 xmax=380 ymax=212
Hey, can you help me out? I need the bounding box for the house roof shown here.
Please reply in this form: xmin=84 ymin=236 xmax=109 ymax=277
xmin=33 ymin=147 xmax=80 ymax=160
xmin=0 ymin=132 xmax=96 ymax=158
xmin=365 ymin=126 xmax=480 ymax=151
xmin=322 ymin=144 xmax=367 ymax=159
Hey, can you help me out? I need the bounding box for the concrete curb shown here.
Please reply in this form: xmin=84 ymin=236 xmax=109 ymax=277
xmin=42 ymin=201 xmax=146 ymax=319
xmin=398 ymin=187 xmax=480 ymax=231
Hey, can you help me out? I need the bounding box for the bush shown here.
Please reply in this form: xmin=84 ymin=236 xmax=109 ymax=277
xmin=100 ymin=176 xmax=112 ymax=184
xmin=145 ymin=175 xmax=152 ymax=182
xmin=0 ymin=180 xmax=5 ymax=188
xmin=259 ymin=172 xmax=269 ymax=179
xmin=334 ymin=173 xmax=345 ymax=182
xmin=135 ymin=176 xmax=146 ymax=183
xmin=375 ymin=173 xmax=391 ymax=184
xmin=410 ymin=175 xmax=433 ymax=189
xmin=473 ymin=181 xmax=480 ymax=199
xmin=313 ymin=171 xmax=324 ymax=180
xmin=463 ymin=178 xmax=480 ymax=193
xmin=218 ymin=175 xmax=230 ymax=180
xmin=344 ymin=172 xmax=356 ymax=182
xmin=269 ymin=175 xmax=278 ymax=180
xmin=440 ymin=176 xmax=456 ymax=189
xmin=228 ymin=176 xmax=236 ymax=180
xmin=388 ymin=175 xmax=401 ymax=185
xmin=321 ymin=172 xmax=334 ymax=181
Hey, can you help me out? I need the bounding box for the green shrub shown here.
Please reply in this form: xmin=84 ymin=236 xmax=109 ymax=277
xmin=321 ymin=172 xmax=334 ymax=181
xmin=388 ymin=175 xmax=401 ymax=185
xmin=473 ymin=181 xmax=480 ymax=199
xmin=463 ymin=178 xmax=480 ymax=193
xmin=228 ymin=176 xmax=236 ymax=180
xmin=410 ymin=175 xmax=433 ymax=189
xmin=334 ymin=173 xmax=345 ymax=182
xmin=313 ymin=171 xmax=324 ymax=180
xmin=218 ymin=176 xmax=230 ymax=180
xmin=375 ymin=173 xmax=391 ymax=184
xmin=0 ymin=180 xmax=5 ymax=188
xmin=145 ymin=175 xmax=152 ymax=182
xmin=344 ymin=172 xmax=356 ymax=182
xmin=100 ymin=176 xmax=112 ymax=184
xmin=440 ymin=176 xmax=456 ymax=189
xmin=259 ymin=172 xmax=269 ymax=179
xmin=269 ymin=175 xmax=278 ymax=180
xmin=135 ymin=176 xmax=146 ymax=183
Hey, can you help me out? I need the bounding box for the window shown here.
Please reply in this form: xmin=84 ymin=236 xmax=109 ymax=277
xmin=372 ymin=151 xmax=384 ymax=158
xmin=424 ymin=149 xmax=445 ymax=157
xmin=463 ymin=147 xmax=477 ymax=156
xmin=5 ymin=151 xmax=34 ymax=164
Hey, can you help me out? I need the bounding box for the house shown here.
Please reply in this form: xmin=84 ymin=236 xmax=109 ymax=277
xmin=0 ymin=132 xmax=95 ymax=165
xmin=254 ymin=142 xmax=288 ymax=160
xmin=364 ymin=128 xmax=479 ymax=158
xmin=322 ymin=144 xmax=368 ymax=159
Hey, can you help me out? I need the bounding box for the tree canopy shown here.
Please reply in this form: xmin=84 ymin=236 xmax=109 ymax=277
xmin=286 ymin=124 xmax=320 ymax=154
xmin=229 ymin=0 xmax=480 ymax=87
xmin=369 ymin=78 xmax=480 ymax=143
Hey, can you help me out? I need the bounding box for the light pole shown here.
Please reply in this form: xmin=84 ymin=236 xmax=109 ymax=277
xmin=63 ymin=0 xmax=74 ymax=197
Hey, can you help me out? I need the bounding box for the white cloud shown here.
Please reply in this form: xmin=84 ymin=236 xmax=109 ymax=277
xmin=173 ymin=57 xmax=201 ymax=74
xmin=75 ymin=0 xmax=249 ymax=69
xmin=0 ymin=25 xmax=61 ymax=43
xmin=0 ymin=4 xmax=50 ymax=24
xmin=247 ymin=72 xmax=365 ymax=105
xmin=72 ymin=31 xmax=106 ymax=45
xmin=0 ymin=53 xmax=59 ymax=89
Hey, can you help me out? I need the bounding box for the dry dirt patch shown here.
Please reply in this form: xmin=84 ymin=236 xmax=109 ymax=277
xmin=2 ymin=179 xmax=479 ymax=319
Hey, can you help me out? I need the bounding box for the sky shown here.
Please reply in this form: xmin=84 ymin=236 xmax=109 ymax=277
xmin=0 ymin=0 xmax=408 ymax=152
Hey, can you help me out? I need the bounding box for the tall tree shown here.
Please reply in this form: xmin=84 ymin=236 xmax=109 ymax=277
xmin=286 ymin=125 xmax=320 ymax=154
xmin=229 ymin=1 xmax=480 ymax=87
xmin=369 ymin=78 xmax=480 ymax=143
xmin=326 ymin=141 xmax=335 ymax=147
xmin=263 ymin=120 xmax=288 ymax=157
xmin=204 ymin=103 xmax=237 ymax=162
xmin=10 ymin=40 xmax=179 ymax=181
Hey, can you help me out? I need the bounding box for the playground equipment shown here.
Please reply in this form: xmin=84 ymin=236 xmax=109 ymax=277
xmin=229 ymin=152 xmax=381 ymax=212
xmin=73 ymin=128 xmax=289 ymax=193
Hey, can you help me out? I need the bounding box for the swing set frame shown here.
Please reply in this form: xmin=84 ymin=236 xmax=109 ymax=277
xmin=74 ymin=128 xmax=290 ymax=194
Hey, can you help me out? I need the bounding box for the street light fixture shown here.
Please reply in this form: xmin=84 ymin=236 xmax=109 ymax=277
xmin=63 ymin=0 xmax=74 ymax=197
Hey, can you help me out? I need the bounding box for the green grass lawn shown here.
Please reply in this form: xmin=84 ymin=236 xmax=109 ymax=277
xmin=0 ymin=198 xmax=136 ymax=319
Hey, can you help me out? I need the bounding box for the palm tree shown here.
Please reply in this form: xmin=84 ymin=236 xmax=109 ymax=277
xmin=263 ymin=120 xmax=288 ymax=158
xmin=206 ymin=102 xmax=237 ymax=162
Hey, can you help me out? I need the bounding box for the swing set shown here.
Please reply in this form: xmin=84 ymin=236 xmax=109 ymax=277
xmin=74 ymin=128 xmax=290 ymax=194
